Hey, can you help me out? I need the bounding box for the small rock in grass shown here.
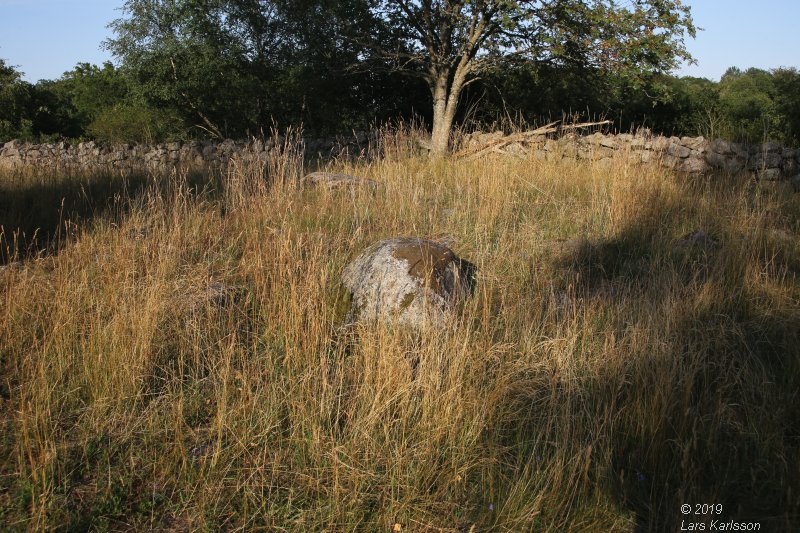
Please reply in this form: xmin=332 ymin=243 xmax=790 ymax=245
xmin=540 ymin=237 xmax=593 ymax=261
xmin=302 ymin=171 xmax=382 ymax=191
xmin=674 ymin=230 xmax=719 ymax=251
xmin=758 ymin=168 xmax=782 ymax=181
xmin=0 ymin=261 xmax=23 ymax=273
xmin=182 ymin=281 xmax=245 ymax=312
xmin=791 ymin=174 xmax=800 ymax=193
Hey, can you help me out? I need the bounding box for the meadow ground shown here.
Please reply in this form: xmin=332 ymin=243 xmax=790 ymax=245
xmin=1 ymin=133 xmax=799 ymax=531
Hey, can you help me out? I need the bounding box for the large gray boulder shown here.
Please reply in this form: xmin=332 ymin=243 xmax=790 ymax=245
xmin=342 ymin=237 xmax=476 ymax=328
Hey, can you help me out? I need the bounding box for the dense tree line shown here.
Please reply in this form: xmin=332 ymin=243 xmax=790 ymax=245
xmin=462 ymin=64 xmax=800 ymax=145
xmin=1 ymin=1 xmax=798 ymax=147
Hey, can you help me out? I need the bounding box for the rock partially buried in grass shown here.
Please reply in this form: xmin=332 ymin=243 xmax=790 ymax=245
xmin=180 ymin=281 xmax=245 ymax=313
xmin=674 ymin=230 xmax=719 ymax=251
xmin=792 ymin=174 xmax=800 ymax=193
xmin=541 ymin=237 xmax=593 ymax=261
xmin=302 ymin=171 xmax=382 ymax=190
xmin=342 ymin=237 xmax=476 ymax=329
xmin=0 ymin=261 xmax=23 ymax=274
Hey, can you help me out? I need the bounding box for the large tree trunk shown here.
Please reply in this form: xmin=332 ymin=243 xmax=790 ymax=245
xmin=429 ymin=69 xmax=467 ymax=157
xmin=429 ymin=76 xmax=451 ymax=156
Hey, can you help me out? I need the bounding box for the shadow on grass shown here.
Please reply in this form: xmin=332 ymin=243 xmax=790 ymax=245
xmin=0 ymin=168 xmax=222 ymax=264
xmin=541 ymin=177 xmax=800 ymax=530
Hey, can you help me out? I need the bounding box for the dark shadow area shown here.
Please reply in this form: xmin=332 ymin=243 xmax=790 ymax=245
xmin=495 ymin=173 xmax=800 ymax=530
xmin=577 ymin=180 xmax=797 ymax=530
xmin=0 ymin=168 xmax=223 ymax=265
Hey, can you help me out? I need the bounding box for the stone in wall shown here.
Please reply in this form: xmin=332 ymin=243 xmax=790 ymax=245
xmin=706 ymin=151 xmax=743 ymax=173
xmin=667 ymin=142 xmax=691 ymax=159
xmin=748 ymin=152 xmax=783 ymax=170
xmin=710 ymin=138 xmax=733 ymax=155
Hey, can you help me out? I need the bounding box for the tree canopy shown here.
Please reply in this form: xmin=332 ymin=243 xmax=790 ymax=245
xmin=361 ymin=0 xmax=696 ymax=154
xmin=0 ymin=59 xmax=35 ymax=140
xmin=104 ymin=0 xmax=425 ymax=138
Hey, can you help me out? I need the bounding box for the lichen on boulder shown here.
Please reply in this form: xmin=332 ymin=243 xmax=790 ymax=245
xmin=341 ymin=237 xmax=476 ymax=328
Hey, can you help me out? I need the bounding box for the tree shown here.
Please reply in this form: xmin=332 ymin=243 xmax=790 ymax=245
xmin=608 ymin=74 xmax=720 ymax=137
xmin=106 ymin=0 xmax=290 ymax=138
xmin=0 ymin=59 xmax=35 ymax=140
xmin=718 ymin=67 xmax=779 ymax=143
xmin=772 ymin=67 xmax=800 ymax=145
xmin=106 ymin=0 xmax=430 ymax=137
xmin=55 ymin=63 xmax=129 ymax=124
xmin=271 ymin=0 xmax=429 ymax=133
xmin=32 ymin=62 xmax=130 ymax=139
xmin=364 ymin=1 xmax=696 ymax=155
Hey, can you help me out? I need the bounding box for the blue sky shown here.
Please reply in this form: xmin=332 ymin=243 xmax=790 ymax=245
xmin=0 ymin=0 xmax=120 ymax=82
xmin=675 ymin=0 xmax=800 ymax=79
xmin=0 ymin=0 xmax=798 ymax=83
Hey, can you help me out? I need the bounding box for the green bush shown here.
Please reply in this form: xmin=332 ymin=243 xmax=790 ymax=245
xmin=88 ymin=104 xmax=183 ymax=144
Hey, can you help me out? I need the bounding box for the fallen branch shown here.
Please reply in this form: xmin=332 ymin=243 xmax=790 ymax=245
xmin=455 ymin=120 xmax=612 ymax=160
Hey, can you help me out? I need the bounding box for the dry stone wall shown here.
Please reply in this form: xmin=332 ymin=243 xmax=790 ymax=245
xmin=0 ymin=134 xmax=375 ymax=173
xmin=462 ymin=131 xmax=799 ymax=179
xmin=1 ymin=131 xmax=798 ymax=180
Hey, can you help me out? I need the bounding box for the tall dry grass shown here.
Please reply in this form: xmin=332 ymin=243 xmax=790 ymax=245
xmin=1 ymin=131 xmax=799 ymax=531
